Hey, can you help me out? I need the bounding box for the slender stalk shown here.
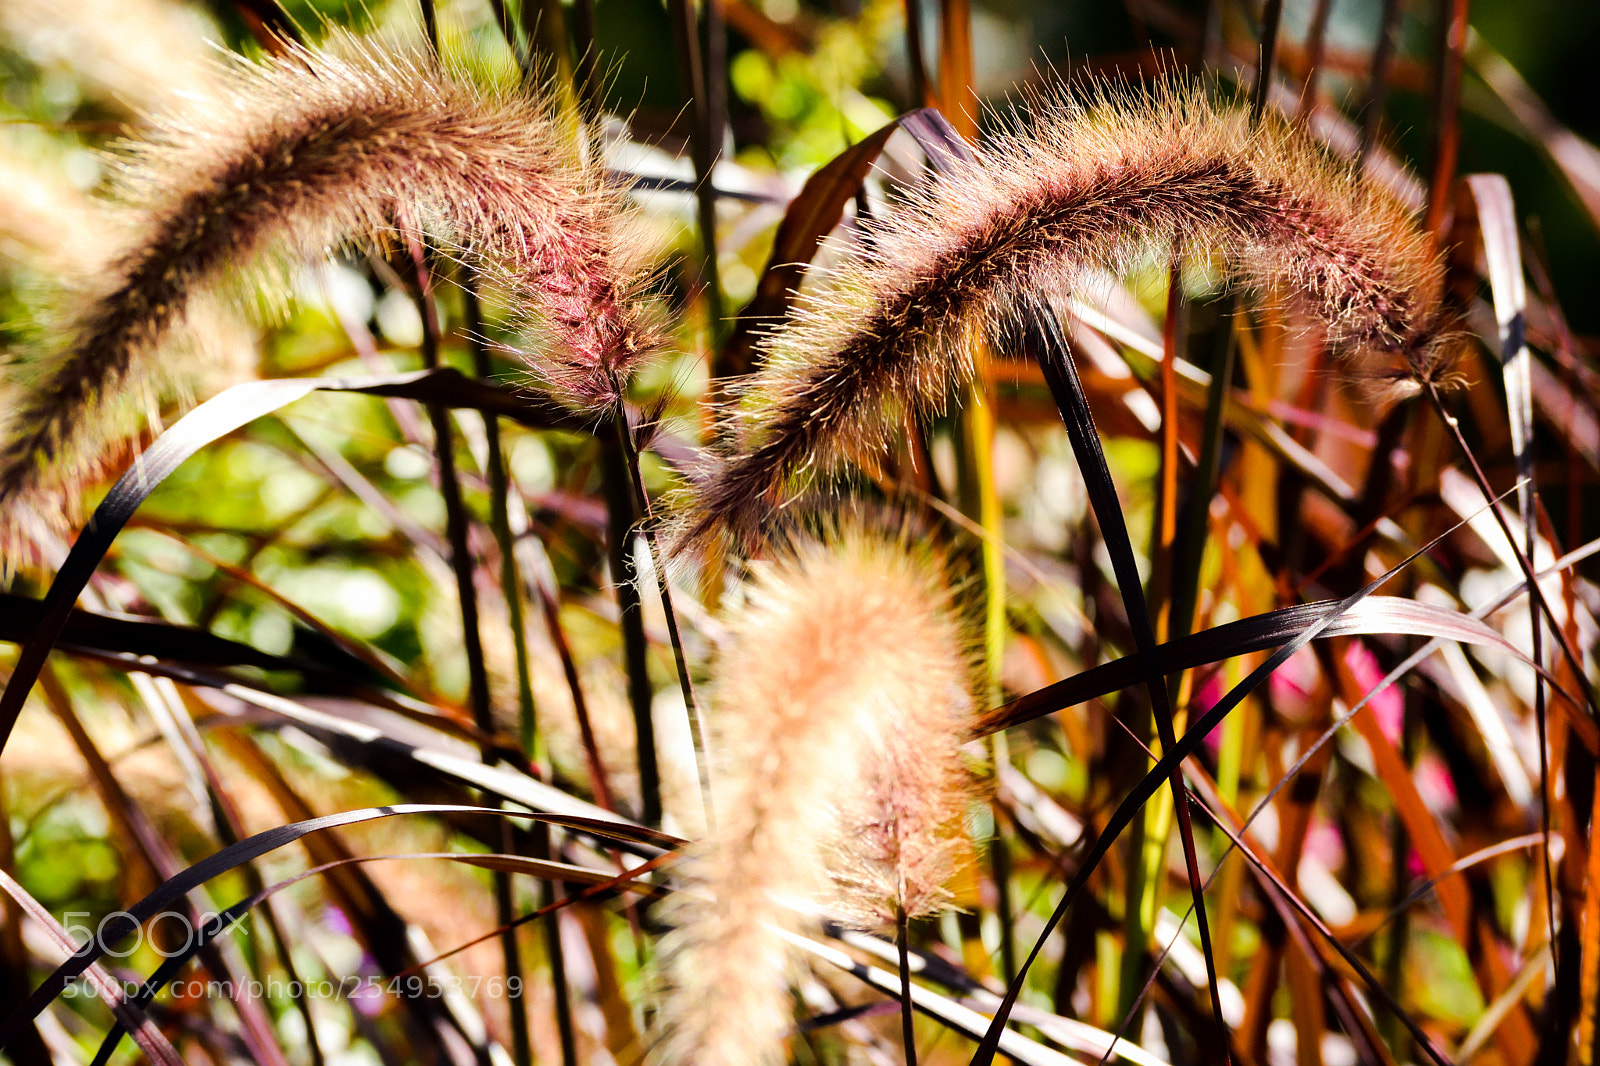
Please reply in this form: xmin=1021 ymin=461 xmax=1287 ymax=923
xmin=543 ymin=834 xmax=579 ymax=1066
xmin=669 ymin=0 xmax=727 ymax=374
xmin=1358 ymin=0 xmax=1403 ymax=168
xmin=700 ymin=0 xmax=727 ymax=192
xmin=898 ymin=904 xmax=918 ymax=1066
xmin=521 ymin=0 xmax=574 ymax=94
xmin=1170 ymin=306 xmax=1238 ymax=656
xmin=1532 ymin=515 xmax=1557 ymax=967
xmin=1158 ymin=260 xmax=1183 ymax=584
xmin=392 ymin=0 xmax=528 ymax=1006
xmin=985 ymin=776 xmax=1017 ymax=984
xmin=519 ymin=552 xmax=588 ymax=1066
xmin=1424 ymin=0 xmax=1471 ymax=245
xmin=461 ymin=276 xmax=536 ymax=1066
xmin=406 ymin=241 xmax=492 ymax=736
xmin=1249 ymin=0 xmax=1283 ymax=125
xmin=956 ymin=377 xmax=1015 ymax=985
xmin=538 ymin=583 xmax=618 ymax=810
xmin=569 ymin=0 xmax=600 ymax=116
xmin=418 ymin=0 xmax=437 ymax=55
xmin=461 ymin=287 xmax=538 ymax=741
xmin=1298 ymin=0 xmax=1334 ymax=114
xmin=1424 ymin=381 xmax=1582 ymax=993
xmin=962 ymin=392 xmax=1007 ymax=710
xmin=1378 ymin=707 xmax=1415 ymax=1056
xmin=489 ymin=830 xmax=532 ymax=1066
xmin=937 ymin=0 xmax=976 ymax=138
xmin=602 ymin=432 xmax=663 ymax=828
xmin=407 ymin=238 xmax=537 ymax=1066
xmin=606 ymin=388 xmax=713 ymax=826
xmin=932 ymin=4 xmax=1013 ymax=988
xmin=902 ymin=0 xmax=933 ymax=108
xmin=1122 ymin=260 xmax=1188 ymax=1023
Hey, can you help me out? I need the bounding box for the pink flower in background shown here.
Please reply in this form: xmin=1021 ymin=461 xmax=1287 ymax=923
xmin=1306 ymin=813 xmax=1346 ymax=870
xmin=1345 ymin=641 xmax=1403 ymax=743
xmin=1195 ymin=672 xmax=1227 ymax=754
xmin=1268 ymin=646 xmax=1320 ymax=711
xmin=1415 ymin=752 xmax=1459 ymax=811
xmin=323 ymin=905 xmax=352 ymax=937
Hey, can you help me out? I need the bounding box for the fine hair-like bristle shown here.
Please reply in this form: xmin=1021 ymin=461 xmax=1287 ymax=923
xmin=0 ymin=34 xmax=655 ymax=549
xmin=686 ymin=80 xmax=1453 ymax=550
xmin=652 ymin=525 xmax=976 ymax=1066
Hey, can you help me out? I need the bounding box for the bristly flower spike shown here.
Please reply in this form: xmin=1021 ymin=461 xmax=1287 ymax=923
xmin=653 ymin=522 xmax=978 ymax=1066
xmin=687 ymin=79 xmax=1456 ymax=551
xmin=0 ymin=34 xmax=657 ymax=552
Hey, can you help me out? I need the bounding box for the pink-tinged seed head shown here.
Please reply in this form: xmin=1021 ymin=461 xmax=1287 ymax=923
xmin=0 ymin=33 xmax=657 ymax=558
xmin=684 ymin=80 xmax=1451 ymax=554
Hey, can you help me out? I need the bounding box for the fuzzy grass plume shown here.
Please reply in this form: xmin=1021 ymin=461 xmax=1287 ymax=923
xmin=0 ymin=0 xmax=216 ymax=114
xmin=653 ymin=524 xmax=976 ymax=1066
xmin=0 ymin=138 xmax=256 ymax=553
xmin=0 ymin=35 xmax=656 ymax=548
xmin=688 ymin=80 xmax=1453 ymax=549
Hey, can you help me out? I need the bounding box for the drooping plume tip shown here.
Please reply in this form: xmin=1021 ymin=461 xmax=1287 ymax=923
xmin=686 ymin=78 xmax=1451 ymax=553
xmin=0 ymin=32 xmax=657 ymax=557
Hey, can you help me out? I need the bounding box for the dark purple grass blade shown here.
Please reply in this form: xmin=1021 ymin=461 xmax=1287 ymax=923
xmin=87 ymin=847 xmax=675 ymax=1066
xmin=1014 ymin=295 xmax=1232 ymax=1062
xmin=0 ymin=591 xmax=327 ymax=673
xmin=0 ymin=367 xmax=588 ymax=763
xmin=968 ymin=484 xmax=1521 ymax=1066
xmin=0 ymin=871 xmax=183 ymax=1066
xmin=973 ymin=594 xmax=1529 ymax=737
xmin=0 ymin=803 xmax=672 ymax=1049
